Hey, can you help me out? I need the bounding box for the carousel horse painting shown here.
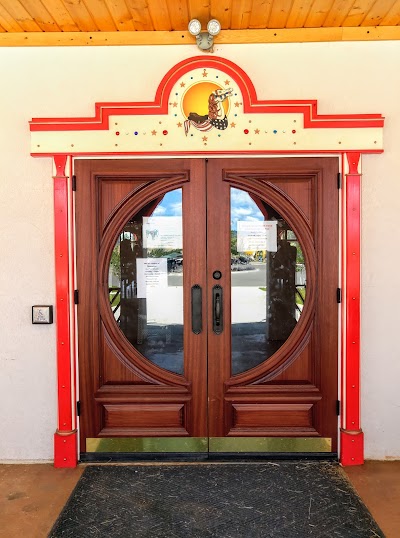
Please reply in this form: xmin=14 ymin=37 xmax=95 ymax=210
xmin=184 ymin=87 xmax=233 ymax=136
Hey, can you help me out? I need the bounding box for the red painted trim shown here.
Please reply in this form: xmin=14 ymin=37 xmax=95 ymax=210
xmin=31 ymin=149 xmax=384 ymax=158
xmin=30 ymin=56 xmax=384 ymax=132
xmin=340 ymin=152 xmax=363 ymax=466
xmin=54 ymin=431 xmax=77 ymax=468
xmin=53 ymin=155 xmax=78 ymax=468
xmin=340 ymin=430 xmax=364 ymax=466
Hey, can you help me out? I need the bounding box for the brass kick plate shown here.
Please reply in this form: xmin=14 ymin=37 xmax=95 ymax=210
xmin=209 ymin=437 xmax=332 ymax=453
xmin=86 ymin=437 xmax=331 ymax=453
xmin=86 ymin=437 xmax=208 ymax=453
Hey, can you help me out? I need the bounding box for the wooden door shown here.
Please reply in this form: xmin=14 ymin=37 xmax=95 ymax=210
xmin=75 ymin=157 xmax=339 ymax=456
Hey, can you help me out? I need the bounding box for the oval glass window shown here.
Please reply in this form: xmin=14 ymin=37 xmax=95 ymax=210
xmin=108 ymin=189 xmax=184 ymax=375
xmin=230 ymin=188 xmax=306 ymax=375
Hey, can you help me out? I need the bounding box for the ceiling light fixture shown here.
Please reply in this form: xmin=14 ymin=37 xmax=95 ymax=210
xmin=188 ymin=18 xmax=221 ymax=52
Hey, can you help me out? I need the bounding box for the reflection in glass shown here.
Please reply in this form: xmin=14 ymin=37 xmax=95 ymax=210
xmin=231 ymin=188 xmax=306 ymax=375
xmin=108 ymin=189 xmax=184 ymax=375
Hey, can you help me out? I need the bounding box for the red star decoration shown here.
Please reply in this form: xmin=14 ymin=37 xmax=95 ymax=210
xmin=202 ymin=69 xmax=208 ymax=77
xmin=202 ymin=136 xmax=208 ymax=142
xmin=230 ymin=122 xmax=236 ymax=128
xmin=151 ymin=130 xmax=157 ymax=135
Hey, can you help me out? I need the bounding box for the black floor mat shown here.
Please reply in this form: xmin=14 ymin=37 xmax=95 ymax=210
xmin=49 ymin=462 xmax=384 ymax=538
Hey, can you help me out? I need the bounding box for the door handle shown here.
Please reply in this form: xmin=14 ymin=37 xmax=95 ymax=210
xmin=213 ymin=285 xmax=223 ymax=334
xmin=191 ymin=285 xmax=202 ymax=334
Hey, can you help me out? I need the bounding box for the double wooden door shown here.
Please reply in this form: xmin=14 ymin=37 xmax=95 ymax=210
xmin=76 ymin=157 xmax=339 ymax=457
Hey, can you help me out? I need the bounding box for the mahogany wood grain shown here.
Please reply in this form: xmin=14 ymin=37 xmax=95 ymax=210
xmin=76 ymin=157 xmax=338 ymax=452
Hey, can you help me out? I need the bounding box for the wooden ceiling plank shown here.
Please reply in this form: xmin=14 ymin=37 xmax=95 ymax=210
xmin=230 ymin=0 xmax=253 ymax=29
xmin=147 ymin=0 xmax=172 ymax=30
xmin=17 ymin=0 xmax=62 ymax=31
xmin=341 ymin=0 xmax=376 ymax=26
xmin=304 ymin=0 xmax=334 ymax=27
xmin=361 ymin=0 xmax=399 ymax=25
xmin=125 ymin=0 xmax=154 ymax=30
xmin=168 ymin=0 xmax=189 ymax=30
xmin=380 ymin=0 xmax=400 ymax=24
xmin=82 ymin=0 xmax=117 ymax=31
xmin=269 ymin=0 xmax=295 ymax=28
xmin=58 ymin=0 xmax=99 ymax=32
xmin=38 ymin=0 xmax=80 ymax=32
xmin=1 ymin=26 xmax=400 ymax=45
xmin=286 ymin=0 xmax=314 ymax=28
xmin=0 ymin=0 xmax=42 ymax=32
xmin=102 ymin=0 xmax=135 ymax=31
xmin=188 ymin=0 xmax=210 ymax=26
xmin=323 ymin=0 xmax=359 ymax=27
xmin=210 ymin=0 xmax=233 ymax=29
xmin=249 ymin=0 xmax=274 ymax=28
xmin=0 ymin=3 xmax=25 ymax=32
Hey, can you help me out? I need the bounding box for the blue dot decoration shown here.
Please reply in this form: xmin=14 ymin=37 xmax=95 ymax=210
xmin=273 ymin=130 xmax=278 ymax=134
xmin=134 ymin=131 xmax=138 ymax=136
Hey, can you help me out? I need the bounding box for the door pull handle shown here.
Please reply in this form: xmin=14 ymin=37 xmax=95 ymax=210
xmin=213 ymin=285 xmax=223 ymax=334
xmin=191 ymin=285 xmax=202 ymax=334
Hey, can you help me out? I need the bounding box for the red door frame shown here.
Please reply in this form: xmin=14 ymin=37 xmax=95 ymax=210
xmin=51 ymin=151 xmax=363 ymax=468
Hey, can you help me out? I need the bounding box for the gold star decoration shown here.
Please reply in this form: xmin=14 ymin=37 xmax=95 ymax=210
xmin=230 ymin=122 xmax=236 ymax=128
xmin=151 ymin=130 xmax=157 ymax=135
xmin=255 ymin=129 xmax=260 ymax=134
xmin=180 ymin=82 xmax=186 ymax=87
xmin=225 ymin=79 xmax=230 ymax=86
xmin=202 ymin=136 xmax=208 ymax=142
xmin=172 ymin=102 xmax=178 ymax=108
xmin=177 ymin=122 xmax=182 ymax=128
xmin=234 ymin=102 xmax=241 ymax=107
xmin=202 ymin=69 xmax=208 ymax=77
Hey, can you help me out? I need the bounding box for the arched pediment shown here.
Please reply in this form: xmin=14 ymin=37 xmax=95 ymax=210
xmin=30 ymin=56 xmax=384 ymax=156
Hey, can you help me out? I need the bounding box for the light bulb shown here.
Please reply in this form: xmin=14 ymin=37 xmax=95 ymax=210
xmin=188 ymin=19 xmax=202 ymax=36
xmin=207 ymin=19 xmax=221 ymax=36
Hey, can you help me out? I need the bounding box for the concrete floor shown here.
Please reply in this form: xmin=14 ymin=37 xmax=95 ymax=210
xmin=0 ymin=461 xmax=398 ymax=538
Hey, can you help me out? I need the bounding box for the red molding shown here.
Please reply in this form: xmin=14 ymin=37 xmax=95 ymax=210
xmin=341 ymin=152 xmax=363 ymax=466
xmin=30 ymin=56 xmax=384 ymax=133
xmin=31 ymin=149 xmax=384 ymax=158
xmin=53 ymin=155 xmax=78 ymax=468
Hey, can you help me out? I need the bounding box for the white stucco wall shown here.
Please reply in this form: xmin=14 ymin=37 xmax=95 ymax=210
xmin=0 ymin=42 xmax=399 ymax=461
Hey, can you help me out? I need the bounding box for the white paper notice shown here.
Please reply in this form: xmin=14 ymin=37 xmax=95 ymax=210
xmin=136 ymin=258 xmax=168 ymax=299
xmin=237 ymin=220 xmax=278 ymax=252
xmin=143 ymin=216 xmax=182 ymax=249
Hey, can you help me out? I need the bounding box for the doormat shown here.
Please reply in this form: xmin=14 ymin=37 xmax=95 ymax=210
xmin=49 ymin=463 xmax=384 ymax=538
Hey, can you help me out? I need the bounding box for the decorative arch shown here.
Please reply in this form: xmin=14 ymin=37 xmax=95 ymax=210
xmin=30 ymin=56 xmax=384 ymax=468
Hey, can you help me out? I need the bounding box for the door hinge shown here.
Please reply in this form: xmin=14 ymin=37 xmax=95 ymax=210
xmin=74 ymin=289 xmax=79 ymax=305
xmin=336 ymin=400 xmax=341 ymax=416
xmin=76 ymin=401 xmax=81 ymax=417
xmin=337 ymin=172 xmax=342 ymax=189
xmin=336 ymin=288 xmax=342 ymax=303
xmin=72 ymin=175 xmax=76 ymax=191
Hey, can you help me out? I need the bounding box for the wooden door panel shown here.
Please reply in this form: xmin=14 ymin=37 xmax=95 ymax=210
xmin=77 ymin=157 xmax=338 ymax=453
xmin=100 ymin=179 xmax=151 ymax=230
xmin=76 ymin=159 xmax=208 ymax=447
xmin=207 ymin=158 xmax=338 ymax=449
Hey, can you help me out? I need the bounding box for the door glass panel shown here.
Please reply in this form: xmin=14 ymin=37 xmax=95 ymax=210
xmin=108 ymin=189 xmax=184 ymax=375
xmin=230 ymin=188 xmax=306 ymax=375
